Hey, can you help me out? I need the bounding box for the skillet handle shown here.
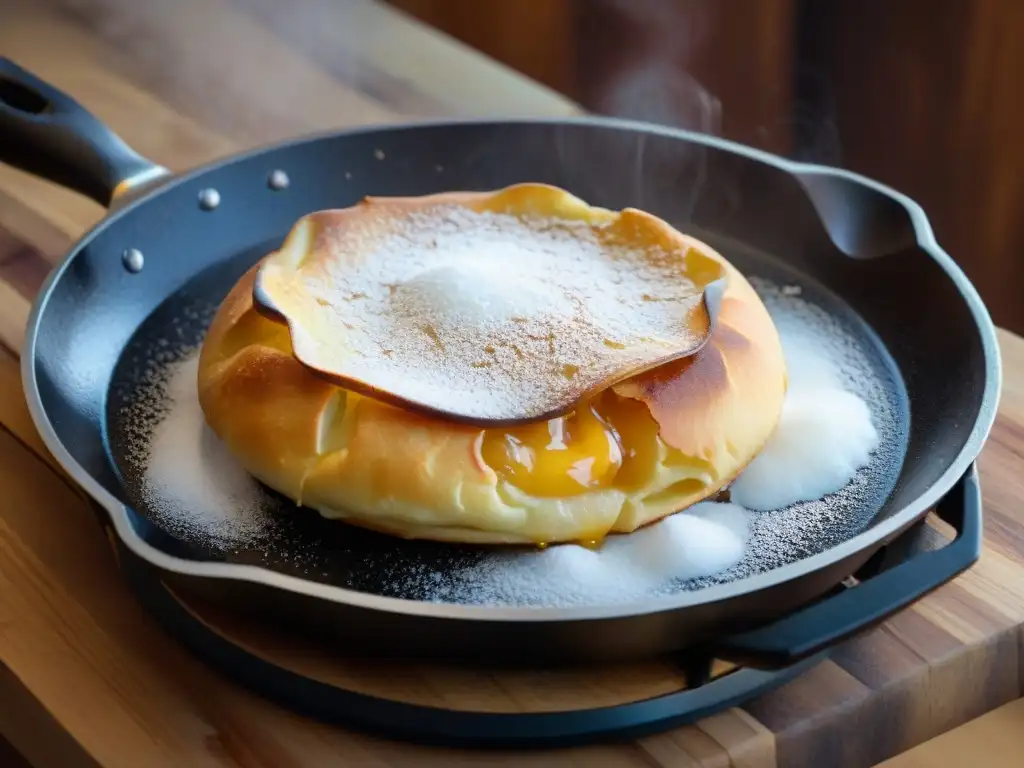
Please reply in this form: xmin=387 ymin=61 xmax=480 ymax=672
xmin=716 ymin=464 xmax=983 ymax=669
xmin=0 ymin=57 xmax=169 ymax=208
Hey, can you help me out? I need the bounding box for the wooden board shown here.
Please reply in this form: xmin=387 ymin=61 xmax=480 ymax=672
xmin=879 ymin=698 xmax=1024 ymax=768
xmin=0 ymin=1 xmax=1022 ymax=766
xmin=802 ymin=0 xmax=1024 ymax=335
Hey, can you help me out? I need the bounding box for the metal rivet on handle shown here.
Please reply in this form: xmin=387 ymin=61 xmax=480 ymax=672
xmin=198 ymin=188 xmax=221 ymax=211
xmin=121 ymin=248 xmax=144 ymax=274
xmin=267 ymin=170 xmax=290 ymax=191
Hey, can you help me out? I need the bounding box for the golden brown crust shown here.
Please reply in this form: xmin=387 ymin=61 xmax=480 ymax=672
xmin=251 ymin=183 xmax=727 ymax=426
xmin=614 ymin=255 xmax=786 ymax=460
xmin=198 ymin=266 xmax=340 ymax=501
xmin=197 ymin=191 xmax=786 ymax=545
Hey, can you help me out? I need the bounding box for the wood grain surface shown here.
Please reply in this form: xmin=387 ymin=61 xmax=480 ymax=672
xmin=389 ymin=0 xmax=800 ymax=156
xmin=802 ymin=0 xmax=1024 ymax=335
xmin=0 ymin=1 xmax=1021 ymax=766
xmin=880 ymin=698 xmax=1024 ymax=768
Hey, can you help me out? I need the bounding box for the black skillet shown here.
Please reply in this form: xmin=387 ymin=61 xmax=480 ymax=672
xmin=0 ymin=57 xmax=1001 ymax=677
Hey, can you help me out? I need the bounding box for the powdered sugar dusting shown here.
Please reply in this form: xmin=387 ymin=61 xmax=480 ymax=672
xmin=690 ymin=277 xmax=904 ymax=586
xmin=278 ymin=204 xmax=715 ymax=420
xmin=115 ymin=270 xmax=904 ymax=607
xmin=123 ymin=351 xmax=275 ymax=548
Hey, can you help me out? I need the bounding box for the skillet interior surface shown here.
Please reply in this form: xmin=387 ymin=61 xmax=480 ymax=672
xmin=29 ymin=121 xmax=991 ymax=610
xmin=104 ymin=242 xmax=908 ymax=604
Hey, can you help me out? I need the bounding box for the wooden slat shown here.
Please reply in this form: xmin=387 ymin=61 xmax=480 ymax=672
xmin=51 ymin=0 xmax=401 ymax=144
xmin=802 ymin=0 xmax=1024 ymax=335
xmin=879 ymin=697 xmax=1024 ymax=768
xmin=0 ymin=281 xmax=29 ymax=357
xmin=241 ymin=0 xmax=583 ymax=119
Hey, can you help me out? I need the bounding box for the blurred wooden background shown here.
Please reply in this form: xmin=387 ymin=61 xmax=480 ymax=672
xmin=390 ymin=0 xmax=1024 ymax=334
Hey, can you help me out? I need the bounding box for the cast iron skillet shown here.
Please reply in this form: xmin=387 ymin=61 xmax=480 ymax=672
xmin=0 ymin=58 xmax=1002 ymax=667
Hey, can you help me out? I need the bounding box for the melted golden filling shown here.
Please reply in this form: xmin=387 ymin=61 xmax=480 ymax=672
xmin=478 ymin=390 xmax=664 ymax=498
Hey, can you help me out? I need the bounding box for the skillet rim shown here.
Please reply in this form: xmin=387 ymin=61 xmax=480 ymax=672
xmin=20 ymin=115 xmax=1003 ymax=623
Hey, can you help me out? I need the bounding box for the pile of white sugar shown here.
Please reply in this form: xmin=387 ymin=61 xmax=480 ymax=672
xmin=123 ymin=275 xmax=904 ymax=607
xmin=425 ymin=503 xmax=750 ymax=607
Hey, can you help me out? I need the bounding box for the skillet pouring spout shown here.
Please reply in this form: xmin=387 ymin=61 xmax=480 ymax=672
xmin=793 ymin=167 xmax=920 ymax=260
xmin=0 ymin=56 xmax=171 ymax=207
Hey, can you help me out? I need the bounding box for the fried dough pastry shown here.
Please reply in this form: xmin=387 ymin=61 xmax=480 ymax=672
xmin=197 ymin=184 xmax=787 ymax=544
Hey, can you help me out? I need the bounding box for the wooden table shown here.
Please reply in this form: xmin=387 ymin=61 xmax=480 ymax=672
xmin=1 ymin=1 xmax=1023 ymax=766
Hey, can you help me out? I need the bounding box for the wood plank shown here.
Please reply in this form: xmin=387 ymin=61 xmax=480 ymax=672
xmin=50 ymin=0 xmax=401 ymax=144
xmin=243 ymin=0 xmax=582 ymax=118
xmin=0 ymin=281 xmax=29 ymax=357
xmin=878 ymin=698 xmax=1024 ymax=768
xmin=802 ymin=0 xmax=1024 ymax=335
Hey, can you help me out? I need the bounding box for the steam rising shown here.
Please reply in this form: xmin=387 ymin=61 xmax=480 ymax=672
xmin=594 ymin=0 xmax=720 ymax=134
xmin=585 ymin=0 xmax=841 ymax=167
xmin=564 ymin=0 xmax=722 ymax=223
